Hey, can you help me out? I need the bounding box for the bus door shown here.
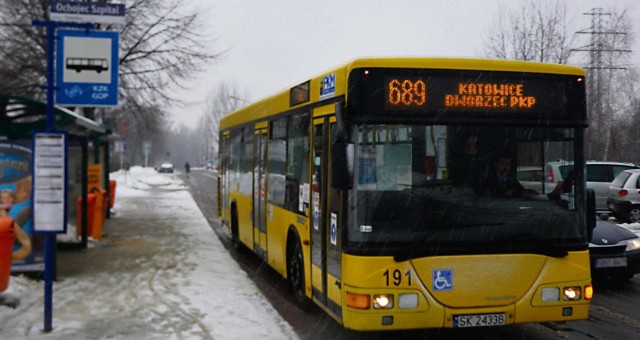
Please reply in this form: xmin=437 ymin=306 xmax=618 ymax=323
xmin=311 ymin=107 xmax=343 ymax=317
xmin=219 ymin=131 xmax=230 ymax=222
xmin=253 ymin=126 xmax=268 ymax=261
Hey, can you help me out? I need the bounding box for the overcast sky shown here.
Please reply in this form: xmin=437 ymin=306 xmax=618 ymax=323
xmin=172 ymin=0 xmax=640 ymax=128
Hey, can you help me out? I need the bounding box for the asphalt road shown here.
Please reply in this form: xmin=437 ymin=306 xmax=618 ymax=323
xmin=185 ymin=169 xmax=640 ymax=339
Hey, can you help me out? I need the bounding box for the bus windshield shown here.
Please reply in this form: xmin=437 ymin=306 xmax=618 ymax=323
xmin=347 ymin=124 xmax=586 ymax=258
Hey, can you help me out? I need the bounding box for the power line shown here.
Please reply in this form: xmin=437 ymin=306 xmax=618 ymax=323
xmin=572 ymin=8 xmax=631 ymax=70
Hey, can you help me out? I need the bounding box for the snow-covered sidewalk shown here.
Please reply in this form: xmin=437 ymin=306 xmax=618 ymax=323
xmin=0 ymin=167 xmax=298 ymax=339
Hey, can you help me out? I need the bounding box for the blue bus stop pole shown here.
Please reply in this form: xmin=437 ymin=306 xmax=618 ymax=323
xmin=44 ymin=21 xmax=54 ymax=332
xmin=32 ymin=19 xmax=94 ymax=333
xmin=45 ymin=23 xmax=55 ymax=130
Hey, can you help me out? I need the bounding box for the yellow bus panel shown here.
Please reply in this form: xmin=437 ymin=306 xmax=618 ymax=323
xmin=229 ymin=191 xmax=254 ymax=251
xmin=327 ymin=273 xmax=342 ymax=308
xmin=312 ymin=264 xmax=323 ymax=293
xmin=313 ymin=104 xmax=335 ymax=118
xmin=267 ymin=205 xmax=306 ymax=277
xmin=339 ymin=251 xmax=590 ymax=330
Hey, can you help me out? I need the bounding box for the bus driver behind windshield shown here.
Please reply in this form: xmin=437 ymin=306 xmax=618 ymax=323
xmin=476 ymin=152 xmax=564 ymax=199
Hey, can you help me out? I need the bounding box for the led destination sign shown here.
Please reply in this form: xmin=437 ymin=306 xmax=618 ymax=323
xmin=386 ymin=78 xmax=539 ymax=111
xmin=444 ymin=82 xmax=536 ymax=109
xmin=387 ymin=79 xmax=426 ymax=108
xmin=348 ymin=68 xmax=585 ymax=121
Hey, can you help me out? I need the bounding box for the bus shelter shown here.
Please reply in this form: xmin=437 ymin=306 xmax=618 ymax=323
xmin=0 ymin=93 xmax=111 ymax=273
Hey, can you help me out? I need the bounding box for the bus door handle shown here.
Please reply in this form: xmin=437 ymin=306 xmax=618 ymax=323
xmin=335 ymin=280 xmax=342 ymax=289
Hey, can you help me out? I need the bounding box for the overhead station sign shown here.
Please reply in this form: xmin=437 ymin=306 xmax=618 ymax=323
xmin=50 ymin=1 xmax=125 ymax=25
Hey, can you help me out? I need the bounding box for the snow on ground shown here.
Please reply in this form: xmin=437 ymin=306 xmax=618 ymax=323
xmin=616 ymin=222 xmax=640 ymax=237
xmin=0 ymin=166 xmax=298 ymax=339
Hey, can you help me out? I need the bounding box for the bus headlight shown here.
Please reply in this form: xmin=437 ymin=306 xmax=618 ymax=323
xmin=563 ymin=286 xmax=582 ymax=301
xmin=398 ymin=293 xmax=419 ymax=309
xmin=373 ymin=294 xmax=394 ymax=309
xmin=541 ymin=287 xmax=560 ymax=302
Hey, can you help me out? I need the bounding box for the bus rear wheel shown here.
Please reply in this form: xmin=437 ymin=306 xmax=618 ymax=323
xmin=231 ymin=206 xmax=243 ymax=251
xmin=287 ymin=239 xmax=308 ymax=307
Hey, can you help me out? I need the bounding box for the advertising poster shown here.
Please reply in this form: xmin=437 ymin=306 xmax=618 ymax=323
xmin=0 ymin=142 xmax=44 ymax=272
xmin=358 ymin=149 xmax=377 ymax=185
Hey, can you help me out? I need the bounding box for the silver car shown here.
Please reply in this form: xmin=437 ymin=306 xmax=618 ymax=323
xmin=545 ymin=160 xmax=639 ymax=213
xmin=607 ymin=169 xmax=640 ymax=223
xmin=517 ymin=166 xmax=544 ymax=193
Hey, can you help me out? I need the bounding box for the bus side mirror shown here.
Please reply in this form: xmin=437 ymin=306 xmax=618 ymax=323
xmin=586 ymin=188 xmax=596 ymax=240
xmin=331 ymin=101 xmax=353 ymax=190
xmin=331 ymin=142 xmax=353 ymax=190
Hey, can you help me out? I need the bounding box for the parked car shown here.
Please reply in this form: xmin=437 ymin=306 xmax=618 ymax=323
xmin=158 ymin=163 xmax=174 ymax=173
xmin=517 ymin=166 xmax=544 ymax=193
xmin=545 ymin=160 xmax=639 ymax=212
xmin=589 ymin=219 xmax=640 ymax=280
xmin=607 ymin=169 xmax=640 ymax=222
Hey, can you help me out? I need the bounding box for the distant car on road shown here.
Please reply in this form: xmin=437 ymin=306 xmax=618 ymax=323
xmin=589 ymin=219 xmax=640 ymax=281
xmin=158 ymin=163 xmax=174 ymax=174
xmin=607 ymin=169 xmax=640 ymax=222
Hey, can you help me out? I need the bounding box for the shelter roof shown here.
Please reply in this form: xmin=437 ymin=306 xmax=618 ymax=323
xmin=0 ymin=93 xmax=109 ymax=137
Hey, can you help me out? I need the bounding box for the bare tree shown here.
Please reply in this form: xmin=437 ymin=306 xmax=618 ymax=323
xmin=0 ymin=0 xmax=49 ymax=96
xmin=484 ymin=0 xmax=575 ymax=64
xmin=116 ymin=0 xmax=218 ymax=115
xmin=485 ymin=2 xmax=638 ymax=162
xmin=201 ymin=82 xmax=247 ymax=163
xmin=0 ymin=0 xmax=218 ymax=131
xmin=110 ymin=103 xmax=170 ymax=168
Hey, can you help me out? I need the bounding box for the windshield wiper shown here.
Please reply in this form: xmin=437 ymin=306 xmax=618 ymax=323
xmin=392 ymin=232 xmax=568 ymax=262
xmin=492 ymin=233 xmax=569 ymax=258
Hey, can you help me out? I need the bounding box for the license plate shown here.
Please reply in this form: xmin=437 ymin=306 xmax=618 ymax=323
xmin=454 ymin=313 xmax=505 ymax=328
xmin=595 ymin=257 xmax=627 ymax=268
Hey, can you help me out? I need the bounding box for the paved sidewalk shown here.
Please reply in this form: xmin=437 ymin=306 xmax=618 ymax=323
xmin=0 ymin=168 xmax=298 ymax=339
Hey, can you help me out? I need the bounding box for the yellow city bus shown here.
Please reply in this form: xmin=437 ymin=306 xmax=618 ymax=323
xmin=217 ymin=58 xmax=595 ymax=331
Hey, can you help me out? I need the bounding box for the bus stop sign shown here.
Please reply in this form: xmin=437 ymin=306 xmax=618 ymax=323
xmin=55 ymin=29 xmax=119 ymax=106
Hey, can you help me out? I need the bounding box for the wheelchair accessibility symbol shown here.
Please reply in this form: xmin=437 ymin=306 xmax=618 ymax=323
xmin=433 ymin=269 xmax=453 ymax=291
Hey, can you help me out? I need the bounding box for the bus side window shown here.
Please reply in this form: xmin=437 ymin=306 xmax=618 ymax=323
xmin=284 ymin=177 xmax=299 ymax=212
xmin=286 ymin=113 xmax=310 ymax=215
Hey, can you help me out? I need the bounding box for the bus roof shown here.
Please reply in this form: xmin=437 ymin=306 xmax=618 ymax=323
xmin=219 ymin=57 xmax=585 ymax=130
xmin=346 ymin=57 xmax=585 ymax=76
